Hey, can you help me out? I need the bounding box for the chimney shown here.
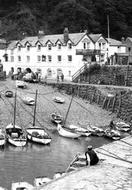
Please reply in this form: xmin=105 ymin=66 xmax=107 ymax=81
xmin=63 ymin=27 xmax=69 ymax=44
xmin=121 ymin=37 xmax=125 ymax=44
xmin=38 ymin=30 xmax=45 ymax=39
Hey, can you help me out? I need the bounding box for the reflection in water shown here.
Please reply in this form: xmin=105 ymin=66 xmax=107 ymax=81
xmin=0 ymin=134 xmax=111 ymax=189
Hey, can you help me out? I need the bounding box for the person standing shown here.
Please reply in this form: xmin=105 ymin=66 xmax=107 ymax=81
xmin=85 ymin=145 xmax=99 ymax=166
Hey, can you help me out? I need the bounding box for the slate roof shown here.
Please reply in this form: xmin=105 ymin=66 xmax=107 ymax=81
xmin=89 ymin=34 xmax=102 ymax=43
xmin=107 ymin=38 xmax=125 ymax=46
xmin=7 ymin=40 xmax=18 ymax=50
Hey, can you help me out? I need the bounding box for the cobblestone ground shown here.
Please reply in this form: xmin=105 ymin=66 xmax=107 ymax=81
xmin=0 ymin=79 xmax=116 ymax=133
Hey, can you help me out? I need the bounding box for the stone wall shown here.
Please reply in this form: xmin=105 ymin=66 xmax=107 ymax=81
xmin=75 ymin=65 xmax=132 ymax=87
xmin=47 ymin=82 xmax=132 ymax=123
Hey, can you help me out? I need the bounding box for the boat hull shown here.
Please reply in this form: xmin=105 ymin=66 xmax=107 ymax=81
xmin=26 ymin=128 xmax=51 ymax=145
xmin=7 ymin=136 xmax=27 ymax=147
xmin=57 ymin=124 xmax=81 ymax=138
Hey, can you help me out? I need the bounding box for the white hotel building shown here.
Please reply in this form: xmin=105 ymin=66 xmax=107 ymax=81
xmin=3 ymin=28 xmax=126 ymax=81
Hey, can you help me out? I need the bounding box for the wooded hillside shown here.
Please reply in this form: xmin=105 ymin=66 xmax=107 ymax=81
xmin=0 ymin=0 xmax=131 ymax=40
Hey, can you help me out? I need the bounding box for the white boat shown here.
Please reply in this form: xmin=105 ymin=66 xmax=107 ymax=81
xmin=26 ymin=90 xmax=51 ymax=145
xmin=6 ymin=124 xmax=27 ymax=147
xmin=22 ymin=96 xmax=35 ymax=106
xmin=0 ymin=129 xmax=6 ymax=147
xmin=16 ymin=80 xmax=27 ymax=88
xmin=11 ymin=181 xmax=34 ymax=190
xmin=6 ymin=92 xmax=27 ymax=147
xmin=87 ymin=124 xmax=105 ymax=137
xmin=53 ymin=96 xmax=65 ymax=104
xmin=68 ymin=124 xmax=91 ymax=137
xmin=115 ymin=121 xmax=131 ymax=132
xmin=34 ymin=176 xmax=52 ymax=187
xmin=5 ymin=90 xmax=13 ymax=98
xmin=26 ymin=127 xmax=51 ymax=145
xmin=51 ymin=113 xmax=63 ymax=124
xmin=104 ymin=128 xmax=121 ymax=140
xmin=57 ymin=124 xmax=81 ymax=138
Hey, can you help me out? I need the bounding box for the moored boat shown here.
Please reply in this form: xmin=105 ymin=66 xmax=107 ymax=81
xmin=34 ymin=176 xmax=52 ymax=187
xmin=87 ymin=124 xmax=105 ymax=137
xmin=53 ymin=96 xmax=65 ymax=104
xmin=104 ymin=128 xmax=121 ymax=140
xmin=68 ymin=124 xmax=91 ymax=137
xmin=0 ymin=129 xmax=6 ymax=147
xmin=26 ymin=90 xmax=51 ymax=145
xmin=16 ymin=80 xmax=27 ymax=88
xmin=6 ymin=124 xmax=27 ymax=147
xmin=22 ymin=96 xmax=35 ymax=106
xmin=5 ymin=90 xmax=13 ymax=98
xmin=51 ymin=113 xmax=63 ymax=124
xmin=115 ymin=121 xmax=131 ymax=132
xmin=57 ymin=124 xmax=81 ymax=138
xmin=11 ymin=181 xmax=34 ymax=190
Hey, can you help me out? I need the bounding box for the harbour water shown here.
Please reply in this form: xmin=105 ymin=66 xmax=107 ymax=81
xmin=0 ymin=131 xmax=111 ymax=189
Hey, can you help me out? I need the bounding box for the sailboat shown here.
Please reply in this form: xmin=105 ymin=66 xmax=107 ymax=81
xmin=57 ymin=94 xmax=81 ymax=138
xmin=6 ymin=92 xmax=27 ymax=147
xmin=26 ymin=90 xmax=51 ymax=145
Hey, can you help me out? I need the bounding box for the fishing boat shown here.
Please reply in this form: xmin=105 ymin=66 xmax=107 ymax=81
xmin=34 ymin=176 xmax=52 ymax=187
xmin=87 ymin=124 xmax=105 ymax=137
xmin=5 ymin=90 xmax=13 ymax=98
xmin=53 ymin=96 xmax=65 ymax=104
xmin=115 ymin=121 xmax=131 ymax=132
xmin=104 ymin=128 xmax=121 ymax=140
xmin=22 ymin=96 xmax=35 ymax=106
xmin=51 ymin=113 xmax=63 ymax=124
xmin=26 ymin=90 xmax=51 ymax=145
xmin=11 ymin=181 xmax=34 ymax=190
xmin=6 ymin=92 xmax=27 ymax=147
xmin=57 ymin=124 xmax=81 ymax=138
xmin=0 ymin=129 xmax=6 ymax=147
xmin=16 ymin=80 xmax=27 ymax=89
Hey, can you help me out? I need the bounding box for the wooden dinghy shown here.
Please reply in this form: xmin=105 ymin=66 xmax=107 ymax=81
xmin=115 ymin=121 xmax=131 ymax=132
xmin=104 ymin=128 xmax=121 ymax=140
xmin=51 ymin=113 xmax=63 ymax=124
xmin=53 ymin=96 xmax=65 ymax=104
xmin=5 ymin=90 xmax=13 ymax=98
xmin=16 ymin=80 xmax=27 ymax=89
xmin=22 ymin=96 xmax=35 ymax=106
xmin=68 ymin=124 xmax=91 ymax=137
xmin=57 ymin=124 xmax=81 ymax=138
xmin=87 ymin=124 xmax=105 ymax=137
xmin=26 ymin=90 xmax=51 ymax=145
xmin=0 ymin=129 xmax=6 ymax=147
xmin=26 ymin=127 xmax=51 ymax=145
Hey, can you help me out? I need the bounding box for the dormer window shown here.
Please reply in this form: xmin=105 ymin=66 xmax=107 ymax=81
xmin=38 ymin=44 xmax=41 ymax=51
xmin=27 ymin=45 xmax=30 ymax=51
xmin=68 ymin=43 xmax=72 ymax=49
xmin=58 ymin=44 xmax=61 ymax=49
xmin=48 ymin=44 xmax=52 ymax=50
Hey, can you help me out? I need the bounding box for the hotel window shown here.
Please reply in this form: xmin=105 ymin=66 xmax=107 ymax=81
xmin=69 ymin=70 xmax=71 ymax=76
xmin=11 ymin=56 xmax=14 ymax=62
xmin=42 ymin=55 xmax=46 ymax=62
xmin=68 ymin=43 xmax=72 ymax=49
xmin=27 ymin=56 xmax=30 ymax=62
xmin=37 ymin=55 xmax=41 ymax=62
xmin=58 ymin=55 xmax=62 ymax=62
xmin=27 ymin=45 xmax=30 ymax=51
xmin=48 ymin=55 xmax=52 ymax=62
xmin=68 ymin=55 xmax=72 ymax=62
xmin=18 ymin=56 xmax=21 ymax=62
xmin=48 ymin=44 xmax=52 ymax=50
xmin=102 ymin=43 xmax=106 ymax=49
xmin=38 ymin=44 xmax=41 ymax=51
xmin=58 ymin=44 xmax=61 ymax=49
xmin=83 ymin=43 xmax=86 ymax=49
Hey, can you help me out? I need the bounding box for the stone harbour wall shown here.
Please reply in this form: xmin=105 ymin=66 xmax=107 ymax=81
xmin=47 ymin=82 xmax=132 ymax=123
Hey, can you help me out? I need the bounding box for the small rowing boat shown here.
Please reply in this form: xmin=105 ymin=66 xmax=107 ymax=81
xmin=16 ymin=80 xmax=27 ymax=89
xmin=104 ymin=128 xmax=121 ymax=140
xmin=51 ymin=113 xmax=63 ymax=124
xmin=22 ymin=96 xmax=35 ymax=106
xmin=5 ymin=90 xmax=13 ymax=98
xmin=115 ymin=121 xmax=131 ymax=132
xmin=53 ymin=96 xmax=65 ymax=104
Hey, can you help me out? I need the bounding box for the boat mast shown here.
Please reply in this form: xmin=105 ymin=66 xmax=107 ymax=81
xmin=13 ymin=91 xmax=17 ymax=127
xmin=33 ymin=90 xmax=38 ymax=126
xmin=107 ymin=15 xmax=110 ymax=63
xmin=63 ymin=90 xmax=74 ymax=126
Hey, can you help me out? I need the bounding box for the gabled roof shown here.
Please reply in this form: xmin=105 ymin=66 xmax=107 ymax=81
xmin=89 ymin=34 xmax=102 ymax=43
xmin=107 ymin=38 xmax=125 ymax=46
xmin=126 ymin=37 xmax=132 ymax=42
xmin=7 ymin=40 xmax=18 ymax=50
